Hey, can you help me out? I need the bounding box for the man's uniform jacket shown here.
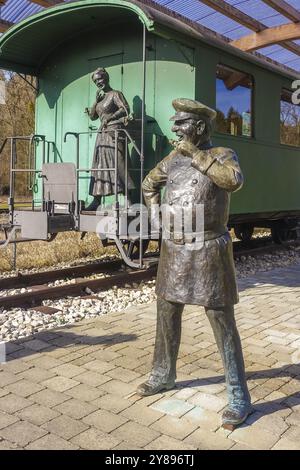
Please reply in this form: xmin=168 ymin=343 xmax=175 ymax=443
xmin=142 ymin=145 xmax=244 ymax=308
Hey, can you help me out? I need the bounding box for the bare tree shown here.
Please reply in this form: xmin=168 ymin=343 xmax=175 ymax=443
xmin=0 ymin=71 xmax=36 ymax=197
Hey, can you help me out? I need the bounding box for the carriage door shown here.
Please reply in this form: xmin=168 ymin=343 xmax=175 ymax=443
xmin=86 ymin=53 xmax=124 ymax=205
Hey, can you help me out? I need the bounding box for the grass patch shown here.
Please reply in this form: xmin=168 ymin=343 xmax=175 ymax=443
xmin=0 ymin=229 xmax=118 ymax=273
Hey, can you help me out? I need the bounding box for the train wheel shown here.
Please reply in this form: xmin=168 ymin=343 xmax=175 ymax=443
xmin=234 ymin=225 xmax=254 ymax=243
xmin=271 ymin=223 xmax=293 ymax=244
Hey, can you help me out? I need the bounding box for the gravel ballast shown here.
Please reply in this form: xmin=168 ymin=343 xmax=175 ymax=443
xmin=1 ymin=245 xmax=300 ymax=343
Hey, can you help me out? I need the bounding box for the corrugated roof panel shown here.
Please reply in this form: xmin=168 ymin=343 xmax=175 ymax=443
xmin=199 ymin=12 xmax=252 ymax=35
xmin=155 ymin=0 xmax=217 ymax=22
xmin=282 ymin=0 xmax=299 ymax=8
xmin=264 ymin=46 xmax=299 ymax=63
xmin=1 ymin=0 xmax=42 ymax=23
xmin=227 ymin=0 xmax=288 ymax=23
xmin=221 ymin=25 xmax=254 ymax=40
xmin=282 ymin=59 xmax=300 ymax=70
xmin=259 ymin=45 xmax=286 ymax=56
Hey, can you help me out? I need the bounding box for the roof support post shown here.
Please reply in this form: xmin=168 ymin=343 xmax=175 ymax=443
xmin=139 ymin=20 xmax=147 ymax=269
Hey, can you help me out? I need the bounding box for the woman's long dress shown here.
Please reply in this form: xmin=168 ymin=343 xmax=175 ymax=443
xmin=89 ymin=90 xmax=135 ymax=197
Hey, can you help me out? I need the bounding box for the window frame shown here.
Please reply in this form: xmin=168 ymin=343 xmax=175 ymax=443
xmin=215 ymin=63 xmax=255 ymax=140
xmin=280 ymin=87 xmax=300 ymax=149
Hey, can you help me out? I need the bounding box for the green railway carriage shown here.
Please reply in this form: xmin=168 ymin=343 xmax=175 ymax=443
xmin=0 ymin=0 xmax=299 ymax=266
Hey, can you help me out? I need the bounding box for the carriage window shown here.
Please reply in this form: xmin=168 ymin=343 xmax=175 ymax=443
xmin=216 ymin=65 xmax=253 ymax=138
xmin=280 ymin=89 xmax=300 ymax=147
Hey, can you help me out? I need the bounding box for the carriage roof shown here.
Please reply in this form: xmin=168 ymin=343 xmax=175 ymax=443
xmin=0 ymin=0 xmax=299 ymax=80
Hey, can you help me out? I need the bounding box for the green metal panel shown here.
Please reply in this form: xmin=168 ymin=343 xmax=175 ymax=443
xmin=1 ymin=0 xmax=300 ymax=221
xmin=35 ymin=24 xmax=195 ymax=204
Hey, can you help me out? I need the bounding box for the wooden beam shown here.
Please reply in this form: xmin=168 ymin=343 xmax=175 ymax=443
xmin=199 ymin=0 xmax=300 ymax=59
xmin=198 ymin=0 xmax=265 ymax=32
xmin=262 ymin=0 xmax=300 ymax=23
xmin=231 ymin=22 xmax=300 ymax=51
xmin=224 ymin=71 xmax=247 ymax=91
xmin=0 ymin=19 xmax=13 ymax=33
xmin=30 ymin=0 xmax=62 ymax=6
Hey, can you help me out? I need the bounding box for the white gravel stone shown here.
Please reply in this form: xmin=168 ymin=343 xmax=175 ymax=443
xmin=1 ymin=245 xmax=300 ymax=343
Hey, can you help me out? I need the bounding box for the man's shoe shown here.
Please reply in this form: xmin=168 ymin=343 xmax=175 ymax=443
xmin=222 ymin=404 xmax=253 ymax=430
xmin=136 ymin=378 xmax=175 ymax=397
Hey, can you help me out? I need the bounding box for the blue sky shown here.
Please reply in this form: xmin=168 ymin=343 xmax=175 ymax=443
xmin=216 ymin=79 xmax=251 ymax=115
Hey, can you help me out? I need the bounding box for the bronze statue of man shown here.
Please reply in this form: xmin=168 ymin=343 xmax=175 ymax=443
xmin=137 ymin=98 xmax=252 ymax=429
xmin=85 ymin=68 xmax=135 ymax=210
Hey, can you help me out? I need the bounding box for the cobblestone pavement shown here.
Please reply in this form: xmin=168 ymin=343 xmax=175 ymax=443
xmin=1 ymin=264 xmax=300 ymax=450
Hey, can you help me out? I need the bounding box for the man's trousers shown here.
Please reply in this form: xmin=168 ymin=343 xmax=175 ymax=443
xmin=150 ymin=297 xmax=251 ymax=409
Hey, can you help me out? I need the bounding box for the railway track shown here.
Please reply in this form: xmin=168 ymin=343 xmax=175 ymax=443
xmin=0 ymin=238 xmax=299 ymax=310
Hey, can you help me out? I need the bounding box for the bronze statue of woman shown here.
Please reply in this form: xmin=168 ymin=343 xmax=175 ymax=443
xmin=85 ymin=67 xmax=135 ymax=210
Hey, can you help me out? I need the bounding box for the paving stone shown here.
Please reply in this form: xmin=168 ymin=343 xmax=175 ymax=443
xmin=71 ymin=428 xmax=121 ymax=450
xmin=30 ymin=389 xmax=69 ymax=408
xmin=0 ymin=410 xmax=19 ymax=430
xmin=83 ymin=409 xmax=128 ymax=433
xmin=2 ymin=361 xmax=32 ymax=374
xmin=41 ymin=376 xmax=80 ymax=392
xmin=145 ymin=435 xmax=196 ymax=451
xmin=19 ymin=367 xmax=56 ymax=383
xmin=111 ymin=421 xmax=160 ymax=448
xmin=0 ymin=371 xmax=22 ymax=387
xmin=150 ymin=398 xmax=194 ymax=418
xmin=91 ymin=394 xmax=130 ymax=414
xmin=244 ymin=411 xmax=288 ymax=435
xmin=43 ymin=414 xmax=89 ymax=439
xmin=272 ymin=438 xmax=300 ymax=450
xmin=172 ymin=388 xmax=198 ymax=401
xmin=281 ymin=425 xmax=300 ymax=443
xmin=0 ymin=439 xmax=21 ymax=450
xmin=229 ymin=425 xmax=281 ymax=450
xmin=286 ymin=410 xmax=300 ymax=426
xmin=187 ymin=392 xmax=226 ymax=412
xmin=114 ymin=356 xmax=145 ymax=371
xmin=184 ymin=428 xmax=233 ymax=450
xmin=89 ymin=349 xmax=121 ymax=361
xmin=0 ymin=421 xmax=47 ymax=447
xmin=26 ymin=433 xmax=79 ymax=450
xmin=29 ymin=356 xmax=63 ymax=370
xmin=50 ymin=363 xmax=84 ymax=378
xmin=0 ymin=388 xmax=9 ymax=398
xmin=121 ymin=402 xmax=164 ymax=426
xmin=66 ymin=383 xmax=105 ymax=402
xmin=105 ymin=366 xmax=141 ymax=383
xmin=4 ymin=379 xmax=44 ymax=398
xmin=23 ymin=339 xmax=50 ymax=352
xmin=100 ymin=379 xmax=137 ymax=397
xmin=16 ymin=403 xmax=60 ymax=426
xmin=230 ymin=443 xmax=256 ymax=450
xmin=113 ymin=441 xmax=143 ymax=451
xmin=150 ymin=415 xmax=198 ymax=440
xmin=0 ymin=394 xmax=32 ymax=413
xmin=184 ymin=406 xmax=221 ymax=431
xmin=82 ymin=359 xmax=115 ymax=374
xmin=54 ymin=398 xmax=97 ymax=419
xmin=78 ymin=371 xmax=112 ymax=387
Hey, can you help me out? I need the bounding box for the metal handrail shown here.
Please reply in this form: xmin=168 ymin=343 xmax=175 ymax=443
xmin=64 ymin=127 xmax=147 ymax=267
xmin=0 ymin=134 xmax=46 ymax=222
